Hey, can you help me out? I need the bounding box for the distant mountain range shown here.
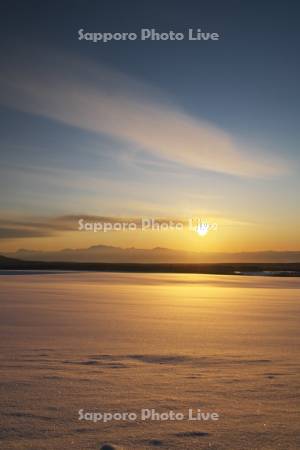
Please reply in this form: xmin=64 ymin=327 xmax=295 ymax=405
xmin=3 ymin=245 xmax=300 ymax=263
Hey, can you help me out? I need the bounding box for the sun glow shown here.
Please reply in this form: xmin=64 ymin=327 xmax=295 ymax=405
xmin=196 ymin=223 xmax=209 ymax=237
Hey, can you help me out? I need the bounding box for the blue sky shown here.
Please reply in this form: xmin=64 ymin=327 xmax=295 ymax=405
xmin=0 ymin=0 xmax=299 ymax=252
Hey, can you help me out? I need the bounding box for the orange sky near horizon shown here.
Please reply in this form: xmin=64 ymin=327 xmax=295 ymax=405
xmin=1 ymin=219 xmax=300 ymax=254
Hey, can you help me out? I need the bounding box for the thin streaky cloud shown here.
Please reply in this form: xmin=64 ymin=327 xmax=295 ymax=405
xmin=0 ymin=212 xmax=255 ymax=240
xmin=0 ymin=50 xmax=289 ymax=178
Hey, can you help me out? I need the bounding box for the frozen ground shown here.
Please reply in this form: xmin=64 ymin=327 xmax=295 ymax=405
xmin=0 ymin=273 xmax=299 ymax=449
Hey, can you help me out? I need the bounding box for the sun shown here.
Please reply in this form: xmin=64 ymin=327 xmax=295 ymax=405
xmin=196 ymin=223 xmax=209 ymax=237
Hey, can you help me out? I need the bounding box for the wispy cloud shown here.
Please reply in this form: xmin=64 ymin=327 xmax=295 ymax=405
xmin=0 ymin=212 xmax=254 ymax=241
xmin=0 ymin=216 xmax=73 ymax=239
xmin=0 ymin=227 xmax=52 ymax=239
xmin=0 ymin=48 xmax=288 ymax=178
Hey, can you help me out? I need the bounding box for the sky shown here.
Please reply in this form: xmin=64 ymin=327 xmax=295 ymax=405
xmin=0 ymin=0 xmax=299 ymax=254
